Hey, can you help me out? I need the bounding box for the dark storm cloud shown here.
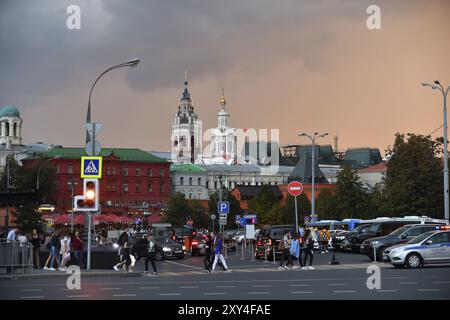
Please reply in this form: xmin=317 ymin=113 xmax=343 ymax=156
xmin=0 ymin=0 xmax=361 ymax=104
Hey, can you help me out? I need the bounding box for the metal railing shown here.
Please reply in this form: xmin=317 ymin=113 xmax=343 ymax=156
xmin=0 ymin=240 xmax=34 ymax=274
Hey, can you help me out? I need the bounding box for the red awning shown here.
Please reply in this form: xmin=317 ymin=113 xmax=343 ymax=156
xmin=53 ymin=214 xmax=85 ymax=225
xmin=147 ymin=214 xmax=162 ymax=224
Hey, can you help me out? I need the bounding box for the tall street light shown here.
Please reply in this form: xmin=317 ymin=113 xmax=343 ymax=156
xmin=422 ymin=80 xmax=450 ymax=221
xmin=86 ymin=58 xmax=140 ymax=143
xmin=36 ymin=156 xmax=61 ymax=190
xmin=298 ymin=132 xmax=328 ymax=221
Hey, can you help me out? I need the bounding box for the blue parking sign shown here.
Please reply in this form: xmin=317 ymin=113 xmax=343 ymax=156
xmin=218 ymin=201 xmax=230 ymax=214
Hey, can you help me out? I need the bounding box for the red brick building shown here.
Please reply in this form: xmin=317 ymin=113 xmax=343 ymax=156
xmin=22 ymin=147 xmax=171 ymax=216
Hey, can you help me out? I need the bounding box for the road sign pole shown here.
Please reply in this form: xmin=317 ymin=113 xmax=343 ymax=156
xmin=87 ymin=211 xmax=91 ymax=270
xmin=92 ymin=123 xmax=96 ymax=156
xmin=294 ymin=195 xmax=299 ymax=234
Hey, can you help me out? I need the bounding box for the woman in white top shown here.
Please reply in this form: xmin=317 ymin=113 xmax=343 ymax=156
xmin=59 ymin=232 xmax=71 ymax=271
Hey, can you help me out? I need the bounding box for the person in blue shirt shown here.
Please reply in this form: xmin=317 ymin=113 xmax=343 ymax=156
xmin=211 ymin=233 xmax=230 ymax=273
xmin=290 ymin=233 xmax=304 ymax=269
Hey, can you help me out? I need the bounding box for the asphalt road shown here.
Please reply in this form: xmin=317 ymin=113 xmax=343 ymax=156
xmin=1 ymin=251 xmax=449 ymax=300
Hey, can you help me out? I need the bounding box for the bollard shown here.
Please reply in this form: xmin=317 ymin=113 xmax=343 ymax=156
xmin=225 ymin=244 xmax=228 ymax=258
xmin=251 ymin=241 xmax=255 ymax=261
xmin=263 ymin=244 xmax=269 ymax=263
xmin=240 ymin=241 xmax=245 ymax=260
xmin=373 ymin=245 xmax=377 ymax=263
xmin=271 ymin=245 xmax=276 ymax=264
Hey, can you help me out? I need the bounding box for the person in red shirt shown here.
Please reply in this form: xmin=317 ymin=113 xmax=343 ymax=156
xmin=71 ymin=231 xmax=84 ymax=268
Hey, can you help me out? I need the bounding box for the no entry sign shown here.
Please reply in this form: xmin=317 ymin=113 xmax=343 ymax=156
xmin=288 ymin=181 xmax=304 ymax=197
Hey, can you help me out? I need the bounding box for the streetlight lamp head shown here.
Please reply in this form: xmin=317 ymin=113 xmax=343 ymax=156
xmin=422 ymin=82 xmax=432 ymax=87
xmin=298 ymin=132 xmax=306 ymax=136
xmin=128 ymin=58 xmax=140 ymax=67
xmin=434 ymin=80 xmax=441 ymax=85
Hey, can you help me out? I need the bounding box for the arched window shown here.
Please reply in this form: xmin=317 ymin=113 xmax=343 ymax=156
xmin=5 ymin=122 xmax=9 ymax=136
xmin=13 ymin=123 xmax=17 ymax=137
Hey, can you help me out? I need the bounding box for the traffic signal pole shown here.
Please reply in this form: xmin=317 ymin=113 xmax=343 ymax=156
xmin=87 ymin=211 xmax=92 ymax=270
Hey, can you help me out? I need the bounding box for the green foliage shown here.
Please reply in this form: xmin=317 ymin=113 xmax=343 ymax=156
xmin=0 ymin=155 xmax=56 ymax=206
xmin=248 ymin=185 xmax=280 ymax=226
xmin=13 ymin=204 xmax=44 ymax=234
xmin=316 ymin=189 xmax=338 ymax=220
xmin=335 ymin=167 xmax=370 ymax=219
xmin=381 ymin=133 xmax=443 ymax=217
xmin=281 ymin=194 xmax=310 ymax=225
xmin=190 ymin=200 xmax=210 ymax=230
xmin=163 ymin=192 xmax=192 ymax=226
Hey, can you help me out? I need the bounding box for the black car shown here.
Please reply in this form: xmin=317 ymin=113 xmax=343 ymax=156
xmin=346 ymin=219 xmax=438 ymax=253
xmin=360 ymin=224 xmax=442 ymax=261
xmin=154 ymin=236 xmax=185 ymax=260
xmin=255 ymin=225 xmax=296 ymax=260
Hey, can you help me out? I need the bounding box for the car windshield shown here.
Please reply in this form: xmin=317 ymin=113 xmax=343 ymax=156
xmin=389 ymin=225 xmax=410 ymax=237
xmin=406 ymin=231 xmax=435 ymax=244
xmin=352 ymin=224 xmax=370 ymax=233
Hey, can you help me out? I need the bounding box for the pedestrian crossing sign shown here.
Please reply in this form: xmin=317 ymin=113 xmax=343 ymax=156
xmin=81 ymin=156 xmax=103 ymax=179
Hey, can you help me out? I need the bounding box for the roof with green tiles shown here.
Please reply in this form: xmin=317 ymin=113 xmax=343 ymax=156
xmin=170 ymin=163 xmax=205 ymax=173
xmin=40 ymin=147 xmax=168 ymax=163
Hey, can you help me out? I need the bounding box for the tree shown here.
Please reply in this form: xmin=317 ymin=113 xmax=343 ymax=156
xmin=382 ymin=133 xmax=443 ymax=217
xmin=13 ymin=204 xmax=44 ymax=234
xmin=0 ymin=155 xmax=56 ymax=206
xmin=281 ymin=194 xmax=311 ymax=225
xmin=316 ymin=190 xmax=338 ymax=220
xmin=163 ymin=192 xmax=192 ymax=226
xmin=248 ymin=185 xmax=280 ymax=226
xmin=190 ymin=200 xmax=210 ymax=230
xmin=335 ymin=166 xmax=369 ymax=219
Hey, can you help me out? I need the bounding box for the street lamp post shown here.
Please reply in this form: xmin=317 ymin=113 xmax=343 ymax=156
xmin=36 ymin=156 xmax=61 ymax=190
xmin=298 ymin=132 xmax=328 ymax=221
xmin=84 ymin=58 xmax=140 ymax=271
xmin=422 ymin=80 xmax=450 ymax=221
xmin=86 ymin=58 xmax=140 ymax=143
xmin=67 ymin=179 xmax=78 ymax=233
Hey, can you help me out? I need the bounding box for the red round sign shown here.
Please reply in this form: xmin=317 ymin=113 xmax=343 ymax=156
xmin=288 ymin=181 xmax=304 ymax=197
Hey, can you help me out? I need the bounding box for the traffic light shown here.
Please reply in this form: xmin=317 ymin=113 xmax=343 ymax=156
xmin=74 ymin=179 xmax=99 ymax=211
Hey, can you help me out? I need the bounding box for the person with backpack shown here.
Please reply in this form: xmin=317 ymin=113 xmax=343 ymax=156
xmin=279 ymin=230 xmax=293 ymax=270
xmin=319 ymin=227 xmax=331 ymax=253
xmin=144 ymin=233 xmax=158 ymax=275
xmin=211 ymin=233 xmax=230 ymax=273
xmin=302 ymin=228 xmax=315 ymax=270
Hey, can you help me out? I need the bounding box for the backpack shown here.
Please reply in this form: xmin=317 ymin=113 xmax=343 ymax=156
xmin=321 ymin=232 xmax=328 ymax=241
xmin=278 ymin=238 xmax=285 ymax=251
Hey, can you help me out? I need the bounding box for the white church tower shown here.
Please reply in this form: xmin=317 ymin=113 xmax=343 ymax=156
xmin=171 ymin=72 xmax=202 ymax=164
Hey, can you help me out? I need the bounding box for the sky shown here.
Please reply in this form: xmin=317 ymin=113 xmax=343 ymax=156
xmin=1 ymin=0 xmax=449 ymax=156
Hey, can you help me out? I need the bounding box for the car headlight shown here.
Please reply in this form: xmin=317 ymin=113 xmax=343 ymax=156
xmin=113 ymin=243 xmax=119 ymax=249
xmin=390 ymin=248 xmax=404 ymax=254
xmin=182 ymin=246 xmax=186 ymax=250
xmin=163 ymin=247 xmax=171 ymax=252
xmin=336 ymin=236 xmax=345 ymax=240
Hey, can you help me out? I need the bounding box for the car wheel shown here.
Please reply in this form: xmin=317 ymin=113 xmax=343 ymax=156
xmin=155 ymin=251 xmax=164 ymax=261
xmin=405 ymin=253 xmax=422 ymax=268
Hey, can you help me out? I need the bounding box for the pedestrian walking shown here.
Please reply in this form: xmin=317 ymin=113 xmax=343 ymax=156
xmin=113 ymin=232 xmax=130 ymax=271
xmin=6 ymin=227 xmax=18 ymax=242
xmin=44 ymin=231 xmax=61 ymax=271
xmin=319 ymin=227 xmax=330 ymax=253
xmin=71 ymin=231 xmax=84 ymax=268
xmin=30 ymin=229 xmax=41 ymax=269
xmin=59 ymin=232 xmax=71 ymax=271
xmin=211 ymin=233 xmax=230 ymax=273
xmin=279 ymin=230 xmax=293 ymax=270
xmin=302 ymin=228 xmax=315 ymax=270
xmin=144 ymin=234 xmax=158 ymax=275
xmin=289 ymin=233 xmax=304 ymax=270
xmin=204 ymin=233 xmax=213 ymax=272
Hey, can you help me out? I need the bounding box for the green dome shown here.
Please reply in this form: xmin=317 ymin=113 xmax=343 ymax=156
xmin=0 ymin=106 xmax=21 ymax=118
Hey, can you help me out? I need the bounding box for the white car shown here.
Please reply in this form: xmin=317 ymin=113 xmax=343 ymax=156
xmin=384 ymin=229 xmax=450 ymax=268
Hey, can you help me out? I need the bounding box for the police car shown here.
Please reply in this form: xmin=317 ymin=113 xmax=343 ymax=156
xmin=383 ymin=226 xmax=450 ymax=268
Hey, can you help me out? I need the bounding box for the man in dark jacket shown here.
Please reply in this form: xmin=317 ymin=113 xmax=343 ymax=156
xmin=204 ymin=233 xmax=213 ymax=272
